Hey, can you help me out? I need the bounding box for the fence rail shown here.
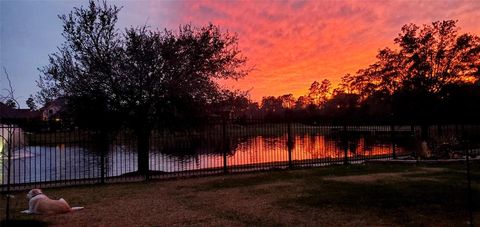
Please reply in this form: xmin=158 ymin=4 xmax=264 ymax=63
xmin=1 ymin=121 xmax=480 ymax=191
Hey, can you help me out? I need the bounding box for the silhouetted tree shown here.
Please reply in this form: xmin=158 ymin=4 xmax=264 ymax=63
xmin=394 ymin=20 xmax=479 ymax=92
xmin=324 ymin=92 xmax=360 ymax=119
xmin=333 ymin=20 xmax=480 ymax=122
xmin=279 ymin=94 xmax=295 ymax=109
xmin=261 ymin=96 xmax=284 ymax=118
xmin=295 ymin=95 xmax=313 ymax=110
xmin=318 ymin=79 xmax=332 ymax=106
xmin=335 ymin=74 xmax=358 ymax=95
xmin=211 ymin=89 xmax=251 ymax=119
xmin=38 ymin=0 xmax=123 ymax=129
xmin=244 ymin=102 xmax=260 ymax=119
xmin=4 ymin=99 xmax=16 ymax=109
xmin=307 ymin=80 xmax=332 ymax=107
xmin=25 ymin=96 xmax=37 ymax=110
xmin=37 ymin=0 xmax=248 ymax=176
xmin=344 ymin=20 xmax=479 ymax=94
xmin=307 ymin=81 xmax=321 ymax=106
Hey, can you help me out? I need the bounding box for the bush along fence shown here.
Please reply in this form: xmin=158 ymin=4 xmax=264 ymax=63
xmin=1 ymin=121 xmax=480 ymax=192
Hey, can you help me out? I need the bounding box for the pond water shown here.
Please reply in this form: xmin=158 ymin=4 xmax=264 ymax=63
xmin=1 ymin=133 xmax=410 ymax=185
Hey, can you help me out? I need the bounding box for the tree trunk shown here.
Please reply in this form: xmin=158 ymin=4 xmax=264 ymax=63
xmin=137 ymin=128 xmax=151 ymax=179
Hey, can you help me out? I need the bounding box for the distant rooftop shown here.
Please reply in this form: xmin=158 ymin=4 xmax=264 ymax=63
xmin=0 ymin=102 xmax=40 ymax=120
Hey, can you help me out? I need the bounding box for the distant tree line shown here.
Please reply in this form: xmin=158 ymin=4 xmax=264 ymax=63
xmin=235 ymin=20 xmax=480 ymax=124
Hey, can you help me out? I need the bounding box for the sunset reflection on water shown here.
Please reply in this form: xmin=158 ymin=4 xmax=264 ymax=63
xmin=226 ymin=135 xmax=404 ymax=167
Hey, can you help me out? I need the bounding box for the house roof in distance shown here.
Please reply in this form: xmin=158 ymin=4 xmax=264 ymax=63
xmin=0 ymin=102 xmax=40 ymax=119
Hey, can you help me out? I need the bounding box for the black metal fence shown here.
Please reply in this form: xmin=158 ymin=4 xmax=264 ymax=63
xmin=1 ymin=121 xmax=480 ymax=191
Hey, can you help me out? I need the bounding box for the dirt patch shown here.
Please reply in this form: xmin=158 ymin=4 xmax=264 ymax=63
xmin=416 ymin=167 xmax=447 ymax=173
xmin=324 ymin=172 xmax=410 ymax=183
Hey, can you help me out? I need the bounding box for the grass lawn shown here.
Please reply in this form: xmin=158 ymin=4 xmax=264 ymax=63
xmin=1 ymin=162 xmax=479 ymax=226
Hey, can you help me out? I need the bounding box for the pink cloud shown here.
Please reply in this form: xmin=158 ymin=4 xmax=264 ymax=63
xmin=131 ymin=0 xmax=480 ymax=101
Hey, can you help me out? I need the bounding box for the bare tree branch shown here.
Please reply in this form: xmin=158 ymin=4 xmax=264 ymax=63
xmin=1 ymin=67 xmax=20 ymax=108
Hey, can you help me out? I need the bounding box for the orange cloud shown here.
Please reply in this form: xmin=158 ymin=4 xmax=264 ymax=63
xmin=137 ymin=0 xmax=480 ymax=101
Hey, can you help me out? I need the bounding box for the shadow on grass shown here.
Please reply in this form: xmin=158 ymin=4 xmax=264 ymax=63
xmin=191 ymin=164 xmax=418 ymax=191
xmin=299 ymin=180 xmax=478 ymax=208
xmin=285 ymin=179 xmax=479 ymax=225
xmin=200 ymin=161 xmax=480 ymax=191
xmin=1 ymin=219 xmax=48 ymax=227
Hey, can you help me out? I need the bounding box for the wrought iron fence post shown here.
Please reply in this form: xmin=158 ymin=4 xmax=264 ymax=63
xmin=222 ymin=118 xmax=228 ymax=173
xmin=419 ymin=124 xmax=430 ymax=160
xmin=99 ymin=131 xmax=107 ymax=184
xmin=466 ymin=145 xmax=473 ymax=227
xmin=100 ymin=146 xmax=106 ymax=184
xmin=463 ymin=126 xmax=474 ymax=227
xmin=391 ymin=124 xmax=396 ymax=159
xmin=343 ymin=125 xmax=348 ymax=165
xmin=287 ymin=121 xmax=293 ymax=169
xmin=421 ymin=124 xmax=429 ymax=141
xmin=5 ymin=125 xmax=13 ymax=221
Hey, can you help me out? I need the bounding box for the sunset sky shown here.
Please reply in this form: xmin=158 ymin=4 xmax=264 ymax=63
xmin=1 ymin=0 xmax=479 ymax=106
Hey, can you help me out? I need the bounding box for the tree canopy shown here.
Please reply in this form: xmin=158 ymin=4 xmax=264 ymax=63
xmin=342 ymin=20 xmax=479 ymax=98
xmin=38 ymin=0 xmax=249 ymax=129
